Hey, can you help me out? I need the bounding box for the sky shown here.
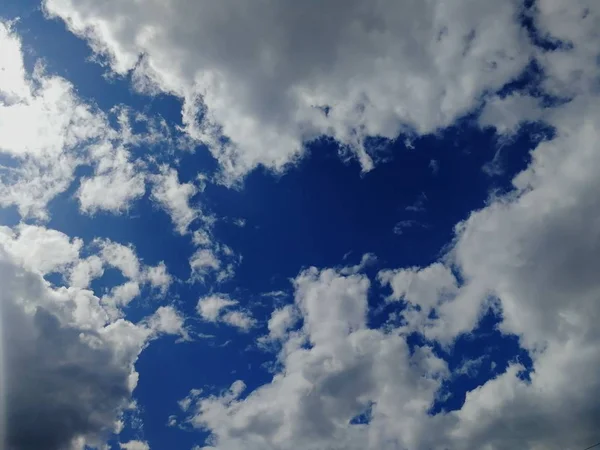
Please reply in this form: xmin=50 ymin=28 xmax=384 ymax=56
xmin=0 ymin=1 xmax=599 ymax=449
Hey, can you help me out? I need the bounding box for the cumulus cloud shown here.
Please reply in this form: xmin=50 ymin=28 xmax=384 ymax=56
xmin=0 ymin=239 xmax=184 ymax=450
xmin=182 ymin=267 xmax=448 ymax=450
xmin=379 ymin=263 xmax=458 ymax=313
xmin=197 ymin=294 xmax=255 ymax=332
xmin=172 ymin=3 xmax=600 ymax=447
xmin=197 ymin=295 xmax=238 ymax=322
xmin=0 ymin=20 xmax=107 ymax=219
xmin=43 ymin=0 xmax=531 ymax=180
xmin=0 ymin=224 xmax=82 ymax=275
xmin=120 ymin=440 xmax=150 ymax=450
xmin=77 ymin=147 xmax=146 ymax=215
xmin=93 ymin=239 xmax=173 ymax=309
xmin=264 ymin=305 xmax=299 ymax=342
xmin=6 ymin=1 xmax=600 ymax=449
xmin=150 ymin=166 xmax=199 ymax=235
xmin=144 ymin=306 xmax=189 ymax=340
xmin=189 ymin=243 xmax=240 ymax=285
xmin=0 ymin=21 xmax=178 ymax=220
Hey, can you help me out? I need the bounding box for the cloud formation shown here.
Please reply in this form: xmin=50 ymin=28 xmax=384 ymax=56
xmin=44 ymin=0 xmax=531 ymax=180
xmin=2 ymin=1 xmax=600 ymax=449
xmin=0 ymin=240 xmax=184 ymax=450
xmin=0 ymin=22 xmax=181 ymax=221
xmin=197 ymin=294 xmax=256 ymax=332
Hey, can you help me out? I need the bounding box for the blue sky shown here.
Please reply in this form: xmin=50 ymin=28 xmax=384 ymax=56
xmin=1 ymin=2 xmax=600 ymax=450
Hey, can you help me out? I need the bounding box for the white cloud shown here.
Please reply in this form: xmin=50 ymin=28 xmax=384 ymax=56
xmin=221 ymin=311 xmax=256 ymax=333
xmin=265 ymin=305 xmax=299 ymax=341
xmin=189 ymin=248 xmax=221 ymax=282
xmin=188 ymin=241 xmax=240 ymax=285
xmin=120 ymin=440 xmax=150 ymax=450
xmin=392 ymin=219 xmax=421 ymax=235
xmin=182 ymin=267 xmax=448 ymax=450
xmin=108 ymin=280 xmax=142 ymax=307
xmin=367 ymin=5 xmax=600 ymax=446
xmin=69 ymin=255 xmax=105 ymax=288
xmin=143 ymin=261 xmax=173 ymax=295
xmin=379 ymin=263 xmax=458 ymax=312
xmin=0 ymin=239 xmax=181 ymax=450
xmin=0 ymin=21 xmax=107 ymax=219
xmin=4 ymin=2 xmax=600 ymax=449
xmin=454 ymin=356 xmax=487 ymax=378
xmin=197 ymin=295 xmax=238 ymax=322
xmin=192 ymin=229 xmax=212 ymax=246
xmin=0 ymin=21 xmax=179 ymax=220
xmin=0 ymin=19 xmax=30 ymax=103
xmin=197 ymin=294 xmax=255 ymax=332
xmin=77 ymin=147 xmax=146 ymax=215
xmin=98 ymin=239 xmax=142 ymax=280
xmin=339 ymin=253 xmax=377 ymax=276
xmin=145 ymin=306 xmax=189 ymax=341
xmin=44 ymin=0 xmax=531 ymax=180
xmin=94 ymin=239 xmax=173 ymax=309
xmin=479 ymin=93 xmax=545 ymax=136
xmin=174 ymin=3 xmax=600 ymax=446
xmin=150 ymin=166 xmax=199 ymax=235
xmin=0 ymin=224 xmax=82 ymax=275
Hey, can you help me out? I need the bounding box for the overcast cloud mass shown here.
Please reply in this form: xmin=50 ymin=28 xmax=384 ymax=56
xmin=1 ymin=0 xmax=600 ymax=449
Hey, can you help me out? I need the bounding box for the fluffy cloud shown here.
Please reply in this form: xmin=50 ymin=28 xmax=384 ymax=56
xmin=0 ymin=21 xmax=178 ymax=220
xmin=173 ymin=3 xmax=600 ymax=447
xmin=94 ymin=239 xmax=173 ymax=309
xmin=197 ymin=295 xmax=238 ymax=322
xmin=379 ymin=263 xmax=458 ymax=314
xmin=0 ymin=225 xmax=172 ymax=316
xmin=120 ymin=441 xmax=150 ymax=450
xmin=182 ymin=267 xmax=448 ymax=450
xmin=0 ymin=224 xmax=82 ymax=275
xmin=6 ymin=1 xmax=600 ymax=449
xmin=43 ymin=0 xmax=531 ymax=180
xmin=371 ymin=6 xmax=600 ymax=448
xmin=197 ymin=294 xmax=255 ymax=332
xmin=0 ymin=20 xmax=107 ymax=219
xmin=150 ymin=166 xmax=199 ymax=235
xmin=77 ymin=147 xmax=146 ymax=215
xmin=0 ymin=239 xmax=184 ymax=450
xmin=144 ymin=306 xmax=188 ymax=340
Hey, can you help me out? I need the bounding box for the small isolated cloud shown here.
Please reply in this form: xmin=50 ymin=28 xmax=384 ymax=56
xmin=339 ymin=253 xmax=377 ymax=275
xmin=144 ymin=306 xmax=189 ymax=341
xmin=189 ymin=239 xmax=241 ymax=285
xmin=77 ymin=148 xmax=146 ymax=215
xmin=197 ymin=294 xmax=255 ymax=332
xmin=405 ymin=192 xmax=427 ymax=212
xmin=221 ymin=310 xmax=256 ymax=332
xmin=93 ymin=239 xmax=173 ymax=309
xmin=454 ymin=356 xmax=487 ymax=378
xmin=150 ymin=166 xmax=199 ymax=235
xmin=189 ymin=248 xmax=221 ymax=283
xmin=429 ymin=159 xmax=439 ymax=174
xmin=197 ymin=295 xmax=238 ymax=322
xmin=393 ymin=219 xmax=423 ymax=235
xmin=120 ymin=441 xmax=150 ymax=450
